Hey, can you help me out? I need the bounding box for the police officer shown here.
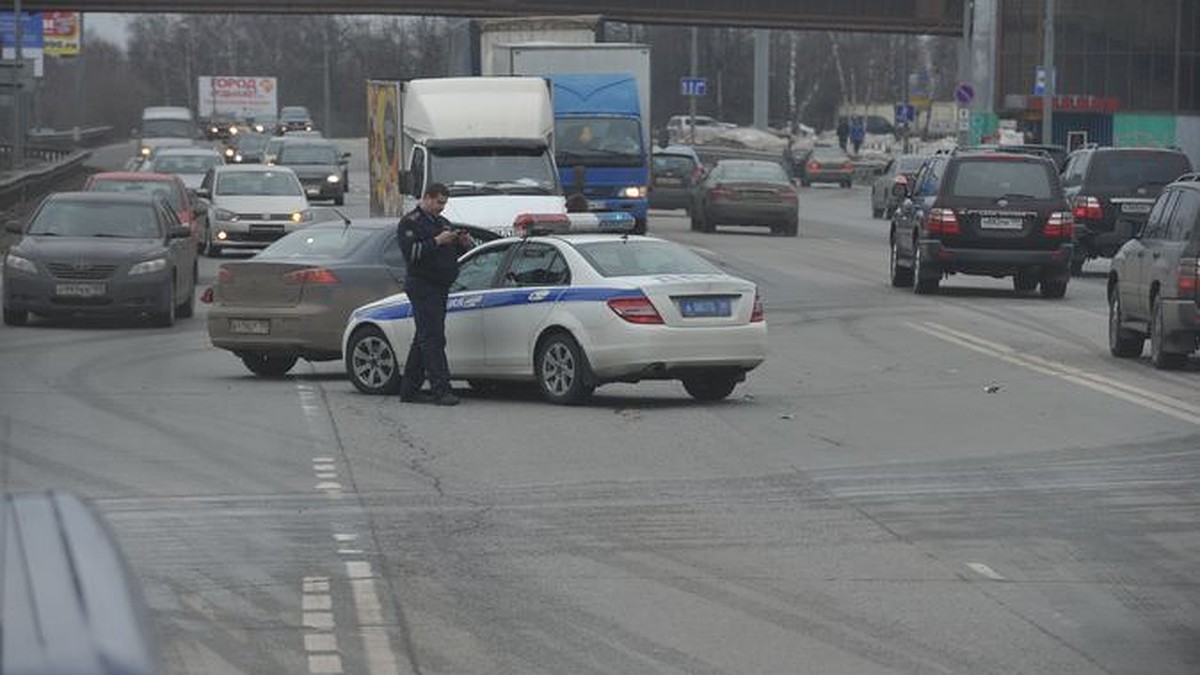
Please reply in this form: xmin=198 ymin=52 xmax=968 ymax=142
xmin=398 ymin=182 xmax=471 ymax=406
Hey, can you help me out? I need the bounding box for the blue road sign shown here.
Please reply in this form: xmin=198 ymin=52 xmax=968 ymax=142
xmin=894 ymin=103 xmax=916 ymax=125
xmin=680 ymin=77 xmax=707 ymax=97
xmin=0 ymin=12 xmax=44 ymax=51
xmin=954 ymin=82 xmax=975 ymax=106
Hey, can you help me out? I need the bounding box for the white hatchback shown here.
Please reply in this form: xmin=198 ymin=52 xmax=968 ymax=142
xmin=196 ymin=164 xmax=315 ymax=257
xmin=343 ymin=214 xmax=767 ymax=404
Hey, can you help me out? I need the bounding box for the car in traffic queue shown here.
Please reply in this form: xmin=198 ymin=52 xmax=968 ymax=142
xmin=203 ymin=218 xmax=501 ymax=377
xmin=796 ymin=146 xmax=854 ymax=188
xmin=229 ymin=131 xmax=270 ymax=163
xmin=689 ymin=159 xmax=799 ymax=236
xmin=870 ymin=154 xmax=927 ymax=219
xmin=140 ymin=146 xmax=225 ymax=191
xmin=889 ymin=149 xmax=1074 ymax=297
xmin=277 ymin=106 xmax=315 ymax=134
xmin=204 ymin=113 xmax=240 ymax=141
xmin=196 ymin=164 xmax=314 ymax=257
xmin=343 ymin=212 xmax=767 ymax=405
xmin=272 ymin=139 xmax=350 ymax=205
xmin=263 ymin=135 xmax=287 ymax=166
xmin=649 ymin=145 xmax=705 ymax=210
xmin=84 ymin=171 xmax=208 ymax=251
xmin=1107 ymin=173 xmax=1200 ymax=369
xmin=3 ymin=192 xmax=198 ymax=327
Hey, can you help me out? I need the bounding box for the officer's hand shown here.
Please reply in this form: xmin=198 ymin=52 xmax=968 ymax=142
xmin=434 ymin=230 xmax=458 ymax=246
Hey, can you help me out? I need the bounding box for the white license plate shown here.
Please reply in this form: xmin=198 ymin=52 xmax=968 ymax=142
xmin=1121 ymin=203 xmax=1152 ymax=214
xmin=980 ymin=217 xmax=1024 ymax=230
xmin=229 ymin=319 xmax=270 ymax=335
xmin=306 ymin=188 xmax=321 ymax=195
xmin=55 ymin=282 xmax=106 ymax=297
xmin=656 ymin=177 xmax=683 ymax=186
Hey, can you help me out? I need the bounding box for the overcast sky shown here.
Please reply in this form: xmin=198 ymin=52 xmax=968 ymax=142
xmin=84 ymin=13 xmax=131 ymax=47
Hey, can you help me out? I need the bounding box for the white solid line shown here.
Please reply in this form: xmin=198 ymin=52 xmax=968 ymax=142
xmin=303 ymin=594 xmax=333 ymax=611
xmin=308 ymin=653 xmax=344 ymax=674
xmin=361 ymin=628 xmax=401 ymax=675
xmin=303 ymin=579 xmax=330 ymax=594
xmin=305 ymin=633 xmax=339 ymax=653
xmin=966 ymin=562 xmax=1007 ymax=581
xmin=344 ymin=560 xmax=403 ymax=675
xmin=351 ymin=579 xmax=384 ymax=624
xmin=315 ymin=482 xmax=343 ymax=491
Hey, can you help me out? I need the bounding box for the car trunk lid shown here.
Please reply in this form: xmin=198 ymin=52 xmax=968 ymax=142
xmin=217 ymin=261 xmax=336 ymax=307
xmin=623 ymin=275 xmax=757 ymax=327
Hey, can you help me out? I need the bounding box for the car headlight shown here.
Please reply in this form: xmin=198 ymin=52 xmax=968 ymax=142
xmin=210 ymin=126 xmax=219 ymax=133
xmin=212 ymin=207 xmax=238 ymax=222
xmin=234 ymin=154 xmax=244 ymax=163
xmin=620 ymin=186 xmax=648 ymax=199
xmin=326 ymin=174 xmax=341 ymax=184
xmin=5 ymin=253 xmax=38 ymax=275
xmin=229 ymin=127 xmax=239 ymax=135
xmin=254 ymin=124 xmax=265 ymax=133
xmin=291 ymin=209 xmax=314 ymax=223
xmin=129 ymin=258 xmax=167 ymax=276
xmin=140 ymin=146 xmax=151 ymax=156
xmin=224 ymin=147 xmax=235 ymax=157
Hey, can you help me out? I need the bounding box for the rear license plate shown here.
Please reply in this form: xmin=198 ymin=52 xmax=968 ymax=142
xmin=679 ymin=297 xmax=732 ymax=318
xmin=229 ymin=319 xmax=270 ymax=335
xmin=55 ymin=282 xmax=106 ymax=297
xmin=980 ymin=216 xmax=1024 ymax=230
xmin=1121 ymin=203 xmax=1152 ymax=214
xmin=656 ymin=177 xmax=683 ymax=186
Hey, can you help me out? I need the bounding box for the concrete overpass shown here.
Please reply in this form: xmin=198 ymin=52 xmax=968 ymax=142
xmin=22 ymin=0 xmax=965 ymax=35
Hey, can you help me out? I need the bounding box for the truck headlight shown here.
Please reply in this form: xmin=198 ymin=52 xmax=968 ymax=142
xmin=620 ymin=186 xmax=647 ymax=199
xmin=129 ymin=258 xmax=167 ymax=276
xmin=5 ymin=253 xmax=38 ymax=275
xmin=326 ymin=174 xmax=340 ymax=184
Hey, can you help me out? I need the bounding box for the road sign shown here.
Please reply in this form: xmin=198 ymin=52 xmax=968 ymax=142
xmin=1033 ymin=66 xmax=1056 ymax=96
xmin=680 ymin=77 xmax=707 ymax=97
xmin=894 ymin=103 xmax=916 ymax=126
xmin=954 ymin=82 xmax=975 ymax=106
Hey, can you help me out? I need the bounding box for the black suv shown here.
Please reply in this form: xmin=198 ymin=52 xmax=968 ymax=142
xmin=889 ymin=150 xmax=1074 ymax=297
xmin=1061 ymin=146 xmax=1193 ymax=274
xmin=1107 ymin=173 xmax=1200 ymax=369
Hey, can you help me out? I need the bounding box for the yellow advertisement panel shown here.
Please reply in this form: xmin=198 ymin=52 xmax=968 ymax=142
xmin=43 ymin=12 xmax=80 ymax=57
xmin=367 ymin=80 xmax=402 ymax=217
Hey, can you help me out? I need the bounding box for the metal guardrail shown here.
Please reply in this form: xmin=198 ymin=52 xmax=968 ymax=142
xmin=0 ymin=149 xmax=92 ymax=219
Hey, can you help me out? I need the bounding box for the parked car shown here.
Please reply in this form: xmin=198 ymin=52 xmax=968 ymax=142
xmin=1107 ymin=173 xmax=1200 ymax=369
xmin=272 ymin=139 xmax=350 ymax=205
xmin=84 ymin=171 xmax=207 ymax=251
xmin=196 ymin=164 xmax=314 ymax=257
xmin=871 ymin=154 xmax=927 ymax=218
xmin=649 ymin=145 xmax=705 ymax=210
xmin=665 ymin=114 xmax=736 ymax=143
xmin=204 ymin=218 xmax=500 ymax=377
xmin=1061 ymin=146 xmax=1193 ymax=273
xmin=689 ymin=159 xmax=798 ymax=236
xmin=889 ymin=149 xmax=1074 ymax=297
xmin=3 ymin=192 xmax=198 ymax=326
xmin=797 ymin=146 xmax=854 ymax=188
xmin=140 ymin=146 xmax=225 ymax=190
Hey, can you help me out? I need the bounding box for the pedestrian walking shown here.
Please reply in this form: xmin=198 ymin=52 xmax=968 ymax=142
xmin=850 ymin=117 xmax=865 ymax=155
xmin=397 ymin=182 xmax=472 ymax=406
xmin=836 ymin=118 xmax=850 ymax=152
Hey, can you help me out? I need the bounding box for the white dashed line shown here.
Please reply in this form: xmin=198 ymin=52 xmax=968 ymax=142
xmin=966 ymin=562 xmax=1007 ymax=581
xmin=344 ymin=560 xmax=402 ymax=675
xmin=303 ymin=576 xmax=342 ymax=674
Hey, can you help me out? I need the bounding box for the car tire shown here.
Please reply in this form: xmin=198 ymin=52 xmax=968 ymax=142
xmin=3 ymin=307 xmax=27 ymax=326
xmin=1039 ymin=275 xmax=1068 ymax=299
xmin=1108 ymin=291 xmax=1144 ymax=358
xmin=784 ymin=221 xmax=798 ymax=237
xmin=841 ymin=180 xmax=852 ymax=189
xmin=535 ymin=332 xmax=595 ymax=405
xmin=633 ymin=217 xmax=647 ymax=235
xmin=241 ymin=351 xmax=299 ymax=378
xmin=154 ymin=282 xmax=177 ymax=327
xmin=177 ymin=282 xmax=195 ymax=319
xmin=1013 ymin=271 xmax=1039 ymax=293
xmin=912 ymin=244 xmax=939 ymax=295
xmin=334 ymin=195 xmax=345 ymax=206
xmin=681 ymin=371 xmax=740 ymax=401
xmin=346 ymin=326 xmax=402 ymax=394
xmin=872 ymin=207 xmax=884 ymax=219
xmin=1149 ymin=296 xmax=1187 ymax=370
xmin=889 ymin=235 xmax=913 ymax=288
xmin=1069 ymin=252 xmax=1086 ymax=276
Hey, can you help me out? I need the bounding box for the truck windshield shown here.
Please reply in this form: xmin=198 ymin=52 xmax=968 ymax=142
xmin=556 ymin=118 xmax=644 ymax=166
xmin=141 ymin=119 xmax=195 ymax=138
xmin=429 ymin=147 xmax=559 ymax=196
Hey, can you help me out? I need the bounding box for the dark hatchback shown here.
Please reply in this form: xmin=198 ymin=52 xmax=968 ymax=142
xmin=3 ymin=192 xmax=198 ymax=326
xmin=273 ymin=140 xmax=350 ymax=205
xmin=889 ymin=151 xmax=1074 ymax=297
xmin=649 ymin=145 xmax=704 ymax=210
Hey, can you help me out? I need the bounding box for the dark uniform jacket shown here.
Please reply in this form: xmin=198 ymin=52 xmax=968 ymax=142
xmin=398 ymin=206 xmax=461 ymax=287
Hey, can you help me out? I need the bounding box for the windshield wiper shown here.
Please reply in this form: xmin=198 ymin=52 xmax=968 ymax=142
xmin=92 ymin=233 xmax=128 ymax=238
xmin=448 ymin=182 xmax=503 ymax=195
xmin=995 ymin=193 xmax=1038 ymax=201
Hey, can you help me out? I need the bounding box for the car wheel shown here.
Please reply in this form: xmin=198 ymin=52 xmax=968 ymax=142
xmin=1108 ymin=291 xmax=1144 ymax=358
xmin=784 ymin=221 xmax=799 ymax=237
xmin=800 ymin=179 xmax=810 ymax=187
xmin=841 ymin=180 xmax=852 ymax=189
xmin=633 ymin=217 xmax=647 ymax=235
xmin=889 ymin=235 xmax=913 ymax=288
xmin=3 ymin=307 xmax=27 ymax=326
xmin=681 ymin=371 xmax=740 ymax=401
xmin=1013 ymin=271 xmax=1039 ymax=293
xmin=177 ymin=282 xmax=195 ymax=319
xmin=1149 ymin=296 xmax=1187 ymax=370
xmin=346 ymin=326 xmax=402 ymax=394
xmin=1039 ymin=274 xmax=1068 ymax=299
xmin=1069 ymin=251 xmax=1086 ymax=276
xmin=872 ymin=207 xmax=884 ymax=219
xmin=334 ymin=195 xmax=345 ymax=206
xmin=241 ymin=351 xmax=299 ymax=378
xmin=912 ymin=243 xmax=939 ymax=295
xmin=535 ymin=332 xmax=595 ymax=405
xmin=154 ymin=281 xmax=177 ymax=327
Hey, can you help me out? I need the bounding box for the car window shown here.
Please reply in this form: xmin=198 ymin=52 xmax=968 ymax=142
xmin=1144 ymin=191 xmax=1177 ymax=239
xmin=152 ymin=154 xmax=220 ymax=174
xmin=574 ymin=240 xmax=722 ymax=277
xmin=1062 ymin=154 xmax=1086 ymax=187
xmin=277 ymin=145 xmax=339 ymax=165
xmin=159 ymin=202 xmax=181 ymax=227
xmin=216 ymin=170 xmax=303 ymax=197
xmin=259 ymin=227 xmax=376 ymax=259
xmin=1086 ymin=151 xmax=1192 ymax=191
xmin=1167 ymin=190 xmax=1200 ymax=242
xmin=653 ymin=155 xmax=696 ymax=174
xmin=380 ymin=234 xmax=406 ymax=269
xmin=502 ymin=243 xmax=569 ymax=287
xmin=915 ymin=159 xmax=945 ymax=197
xmin=722 ymin=162 xmax=788 ymax=183
xmin=948 ymin=161 xmax=1054 ymax=199
xmin=452 ymin=244 xmax=512 ymax=292
xmin=28 ymin=201 xmax=162 ymax=238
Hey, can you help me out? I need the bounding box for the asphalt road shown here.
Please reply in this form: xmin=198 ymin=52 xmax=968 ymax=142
xmin=0 ymin=141 xmax=1197 ymax=675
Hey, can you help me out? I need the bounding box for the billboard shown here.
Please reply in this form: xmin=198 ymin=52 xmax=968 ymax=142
xmin=198 ymin=76 xmax=278 ymax=120
xmin=367 ymin=80 xmax=402 ymax=217
xmin=0 ymin=12 xmax=44 ymax=77
xmin=42 ymin=12 xmax=81 ymax=57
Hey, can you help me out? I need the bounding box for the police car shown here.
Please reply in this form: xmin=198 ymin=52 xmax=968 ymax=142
xmin=342 ymin=213 xmax=767 ymax=404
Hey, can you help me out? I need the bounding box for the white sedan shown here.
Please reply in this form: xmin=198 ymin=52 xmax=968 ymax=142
xmin=342 ymin=215 xmax=767 ymax=404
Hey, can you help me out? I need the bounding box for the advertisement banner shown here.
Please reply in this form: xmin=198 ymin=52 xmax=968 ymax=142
xmin=43 ymin=12 xmax=81 ymax=57
xmin=198 ymin=76 xmax=278 ymax=120
xmin=0 ymin=12 xmax=45 ymax=77
xmin=367 ymin=80 xmax=402 ymax=217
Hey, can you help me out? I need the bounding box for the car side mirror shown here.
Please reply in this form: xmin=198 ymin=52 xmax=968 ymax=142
xmin=193 ymin=200 xmax=208 ymax=215
xmin=171 ymin=225 xmax=192 ymax=239
xmin=341 ymin=151 xmax=352 ymax=160
xmin=4 ymin=219 xmax=22 ymax=234
xmin=194 ymin=187 xmax=210 ymax=199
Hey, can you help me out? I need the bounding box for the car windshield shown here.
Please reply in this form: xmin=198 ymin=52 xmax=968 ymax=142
xmin=149 ymin=155 xmax=220 ymax=175
xmin=280 ymin=108 xmax=310 ymax=121
xmin=235 ymin=134 xmax=270 ymax=152
xmin=718 ymin=162 xmax=789 ymax=183
xmin=277 ymin=145 xmax=339 ymax=164
xmin=28 ymin=201 xmax=162 ymax=238
xmin=259 ymin=227 xmax=376 ymax=259
xmin=430 ymin=147 xmax=558 ymax=195
xmin=949 ymin=160 xmax=1054 ymax=199
xmin=574 ymin=240 xmax=723 ymax=277
xmin=216 ymin=170 xmax=303 ymax=196
xmin=896 ymin=156 xmax=927 ymax=172
xmin=88 ymin=179 xmax=183 ymax=210
xmin=141 ymin=119 xmax=194 ymax=138
xmin=556 ymin=118 xmax=644 ymax=164
xmin=1089 ymin=152 xmax=1192 ymax=191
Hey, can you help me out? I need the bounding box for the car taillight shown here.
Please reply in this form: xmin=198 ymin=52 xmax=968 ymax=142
xmin=1043 ymin=211 xmax=1075 ymax=238
xmin=1178 ymin=257 xmax=1199 ymax=299
xmin=200 ymin=287 xmax=214 ymax=304
xmin=750 ymin=292 xmax=764 ymax=322
xmin=807 ymin=161 xmax=820 ymax=172
xmin=926 ymin=208 xmax=961 ymax=236
xmin=1072 ymin=196 xmax=1103 ymax=221
xmin=607 ymin=296 xmax=664 ymax=324
xmin=283 ymin=268 xmax=339 ymax=284
xmin=709 ymin=184 xmax=733 ymax=199
xmin=217 ymin=267 xmax=233 ymax=284
xmin=842 ymin=162 xmax=854 ymax=171
xmin=776 ymin=186 xmax=797 ymax=199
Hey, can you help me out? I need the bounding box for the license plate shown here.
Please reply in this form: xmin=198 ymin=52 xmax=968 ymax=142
xmin=1121 ymin=203 xmax=1152 ymax=214
xmin=587 ymin=200 xmax=605 ymax=210
xmin=306 ymin=188 xmax=321 ymax=196
xmin=55 ymin=282 xmax=106 ymax=297
xmin=229 ymin=319 xmax=270 ymax=335
xmin=656 ymin=177 xmax=683 ymax=186
xmin=679 ymin=297 xmax=732 ymax=318
xmin=980 ymin=216 xmax=1024 ymax=230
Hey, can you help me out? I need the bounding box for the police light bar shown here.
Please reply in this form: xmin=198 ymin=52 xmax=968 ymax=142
xmin=513 ymin=212 xmax=636 ymax=237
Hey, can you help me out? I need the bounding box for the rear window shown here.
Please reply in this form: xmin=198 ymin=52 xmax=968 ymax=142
xmin=1088 ymin=151 xmax=1192 ymax=192
xmin=258 ymin=227 xmax=375 ymax=259
xmin=717 ymin=162 xmax=788 ymax=183
xmin=948 ymin=160 xmax=1054 ymax=199
xmin=653 ymin=155 xmax=696 ymax=173
xmin=574 ymin=240 xmax=721 ymax=277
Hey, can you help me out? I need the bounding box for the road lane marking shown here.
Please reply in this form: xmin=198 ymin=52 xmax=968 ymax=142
xmin=305 ymin=634 xmax=339 ymax=652
xmin=345 ymin=560 xmax=402 ymax=675
xmin=303 ymin=576 xmax=342 ymax=674
xmin=308 ymin=655 xmax=344 ymax=674
xmin=966 ymin=562 xmax=1007 ymax=581
xmin=908 ymin=321 xmax=1200 ymax=427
